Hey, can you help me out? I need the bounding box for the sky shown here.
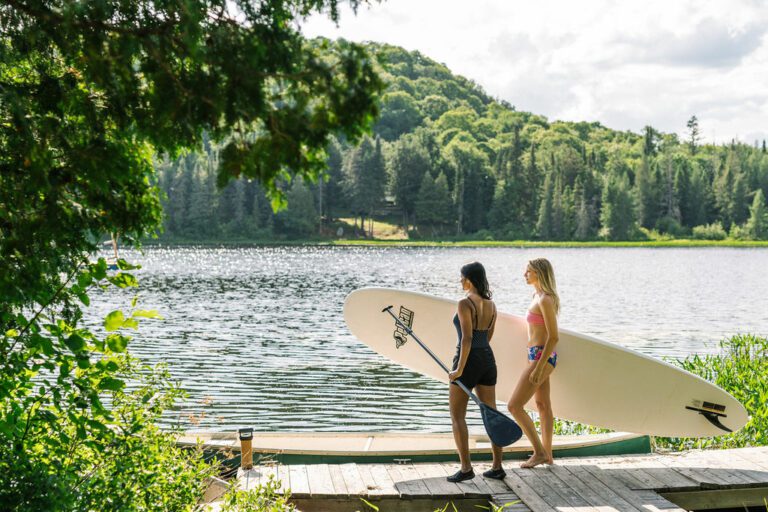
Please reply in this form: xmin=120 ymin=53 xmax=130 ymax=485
xmin=300 ymin=0 xmax=768 ymax=145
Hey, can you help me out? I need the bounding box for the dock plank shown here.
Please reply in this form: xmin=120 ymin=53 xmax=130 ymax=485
xmin=438 ymin=462 xmax=490 ymax=497
xmin=502 ymin=469 xmax=557 ymax=512
xmin=656 ymin=453 xmax=733 ymax=489
xmin=634 ymin=489 xmax=687 ymax=511
xmin=472 ymin=462 xmax=515 ymax=495
xmin=237 ymin=468 xmax=261 ymax=492
xmin=306 ymin=464 xmax=336 ymax=497
xmin=538 ymin=466 xmax=600 ymax=511
xmin=583 ymin=454 xmax=690 ymax=491
xmin=339 ymin=463 xmax=368 ymax=496
xmin=412 ymin=463 xmax=462 ymax=496
xmin=387 ymin=463 xmax=431 ymax=498
xmin=580 ymin=464 xmax=680 ymax=512
xmin=683 ymin=451 xmax=764 ymax=486
xmin=261 ymin=463 xmax=287 ymax=493
xmin=491 ymin=492 xmax=532 ymax=512
xmin=361 ymin=464 xmax=396 ymax=496
xmin=729 ymin=451 xmax=768 ymax=477
xmin=516 ymin=467 xmax=596 ymax=511
xmin=327 ymin=464 xmax=349 ymax=496
xmin=551 ymin=464 xmax=643 ymax=512
xmin=287 ymin=464 xmax=310 ymax=496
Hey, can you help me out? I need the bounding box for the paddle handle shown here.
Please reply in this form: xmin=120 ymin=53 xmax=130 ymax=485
xmin=382 ymin=306 xmax=480 ymax=406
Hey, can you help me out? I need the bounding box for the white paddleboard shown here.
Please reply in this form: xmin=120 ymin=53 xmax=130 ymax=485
xmin=343 ymin=287 xmax=748 ymax=438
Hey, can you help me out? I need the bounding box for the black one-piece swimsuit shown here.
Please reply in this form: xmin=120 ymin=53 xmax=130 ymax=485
xmin=451 ymin=299 xmax=497 ymax=390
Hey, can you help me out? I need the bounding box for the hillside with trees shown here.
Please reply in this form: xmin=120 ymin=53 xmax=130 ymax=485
xmin=155 ymin=42 xmax=768 ymax=242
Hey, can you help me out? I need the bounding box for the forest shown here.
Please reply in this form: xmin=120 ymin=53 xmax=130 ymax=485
xmin=156 ymin=42 xmax=768 ymax=242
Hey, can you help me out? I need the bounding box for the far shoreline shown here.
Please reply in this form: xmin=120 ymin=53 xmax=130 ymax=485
xmin=137 ymin=238 xmax=768 ymax=248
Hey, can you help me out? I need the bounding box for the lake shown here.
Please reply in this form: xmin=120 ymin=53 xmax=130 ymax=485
xmin=86 ymin=246 xmax=768 ymax=432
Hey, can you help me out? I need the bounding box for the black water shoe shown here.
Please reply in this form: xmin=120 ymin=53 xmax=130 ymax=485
xmin=446 ymin=469 xmax=475 ymax=482
xmin=482 ymin=467 xmax=507 ymax=480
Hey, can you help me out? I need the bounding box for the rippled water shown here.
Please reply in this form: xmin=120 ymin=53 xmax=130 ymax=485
xmin=85 ymin=246 xmax=768 ymax=432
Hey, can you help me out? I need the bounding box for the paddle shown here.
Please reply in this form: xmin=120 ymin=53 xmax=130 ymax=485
xmin=382 ymin=305 xmax=523 ymax=447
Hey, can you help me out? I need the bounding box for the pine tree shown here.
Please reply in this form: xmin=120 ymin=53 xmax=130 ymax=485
xmin=536 ymin=171 xmax=554 ymax=239
xmin=276 ymin=178 xmax=319 ymax=237
xmin=746 ymin=189 xmax=768 ymax=240
xmin=600 ymin=173 xmax=636 ymax=240
xmin=687 ymin=115 xmax=700 ymax=155
xmin=574 ymin=183 xmax=592 ymax=241
xmin=415 ymin=172 xmax=452 ymax=235
xmin=686 ymin=166 xmax=709 ymax=227
xmin=674 ymin=161 xmax=692 ymax=227
xmin=343 ymin=136 xmax=386 ymax=236
xmin=389 ymin=134 xmax=431 ymax=231
xmin=524 ymin=143 xmax=540 ymax=224
xmin=635 ymin=153 xmax=658 ymax=228
xmin=322 ymin=137 xmax=346 ymax=224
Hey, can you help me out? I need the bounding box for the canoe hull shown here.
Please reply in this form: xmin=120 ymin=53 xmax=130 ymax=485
xmin=179 ymin=431 xmax=652 ymax=466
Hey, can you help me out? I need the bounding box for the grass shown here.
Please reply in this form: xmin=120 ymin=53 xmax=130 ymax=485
xmin=143 ymin=237 xmax=768 ymax=248
xmin=337 ymin=217 xmax=408 ymax=240
xmin=330 ymin=239 xmax=768 ymax=248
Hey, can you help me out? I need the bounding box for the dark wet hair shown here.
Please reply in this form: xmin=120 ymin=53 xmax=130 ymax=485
xmin=461 ymin=261 xmax=492 ymax=300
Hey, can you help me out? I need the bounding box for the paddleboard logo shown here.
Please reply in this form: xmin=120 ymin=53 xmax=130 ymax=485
xmin=393 ymin=306 xmax=414 ymax=348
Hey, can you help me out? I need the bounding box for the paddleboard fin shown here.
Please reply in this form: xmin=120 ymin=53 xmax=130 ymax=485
xmin=392 ymin=306 xmax=414 ymax=348
xmin=685 ymin=402 xmax=732 ymax=433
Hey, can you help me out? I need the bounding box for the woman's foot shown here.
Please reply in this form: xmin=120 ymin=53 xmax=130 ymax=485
xmin=482 ymin=467 xmax=507 ymax=480
xmin=520 ymin=453 xmax=550 ymax=468
xmin=447 ymin=468 xmax=475 ymax=482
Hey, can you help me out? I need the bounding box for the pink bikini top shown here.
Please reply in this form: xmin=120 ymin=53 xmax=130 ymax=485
xmin=526 ymin=310 xmax=545 ymax=325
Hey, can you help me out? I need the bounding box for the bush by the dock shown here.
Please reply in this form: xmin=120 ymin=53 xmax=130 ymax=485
xmin=656 ymin=333 xmax=768 ymax=450
xmin=0 ymin=354 xmax=214 ymax=511
xmin=219 ymin=475 xmax=295 ymax=511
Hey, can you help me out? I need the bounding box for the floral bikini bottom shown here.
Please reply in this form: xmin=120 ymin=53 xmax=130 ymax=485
xmin=528 ymin=345 xmax=558 ymax=368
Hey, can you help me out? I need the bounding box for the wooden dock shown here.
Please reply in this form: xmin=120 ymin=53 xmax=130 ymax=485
xmin=230 ymin=446 xmax=768 ymax=511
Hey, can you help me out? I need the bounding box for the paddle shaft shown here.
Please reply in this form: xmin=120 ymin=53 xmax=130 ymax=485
xmin=382 ymin=306 xmax=481 ymax=407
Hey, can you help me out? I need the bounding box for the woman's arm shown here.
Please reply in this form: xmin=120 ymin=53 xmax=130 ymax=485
xmin=449 ymin=299 xmax=473 ymax=380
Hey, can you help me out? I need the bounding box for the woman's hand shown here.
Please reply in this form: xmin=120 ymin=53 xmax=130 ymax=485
xmin=529 ymin=365 xmax=545 ymax=385
xmin=449 ymin=369 xmax=463 ymax=382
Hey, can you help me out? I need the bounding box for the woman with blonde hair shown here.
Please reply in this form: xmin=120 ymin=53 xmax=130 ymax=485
xmin=507 ymin=258 xmax=560 ymax=468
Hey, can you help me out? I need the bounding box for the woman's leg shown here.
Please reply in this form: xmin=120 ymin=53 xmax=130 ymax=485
xmin=534 ymin=376 xmax=554 ymax=464
xmin=449 ymin=383 xmax=472 ymax=471
xmin=474 ymin=384 xmax=504 ymax=470
xmin=507 ymin=363 xmax=553 ymax=468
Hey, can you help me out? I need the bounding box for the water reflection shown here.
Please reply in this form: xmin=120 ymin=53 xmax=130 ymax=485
xmin=84 ymin=246 xmax=768 ymax=431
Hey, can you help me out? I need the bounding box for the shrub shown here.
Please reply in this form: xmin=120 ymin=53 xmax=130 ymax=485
xmin=692 ymin=222 xmax=727 ymax=240
xmin=656 ymin=334 xmax=768 ymax=450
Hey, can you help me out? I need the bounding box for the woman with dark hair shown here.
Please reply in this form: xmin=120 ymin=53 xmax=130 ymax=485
xmin=446 ymin=261 xmax=505 ymax=482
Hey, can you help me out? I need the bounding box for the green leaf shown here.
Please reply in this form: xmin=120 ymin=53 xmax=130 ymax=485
xmin=92 ymin=259 xmax=108 ymax=280
xmin=132 ymin=309 xmax=163 ymax=319
xmin=77 ymin=271 xmax=93 ymax=289
xmin=76 ymin=290 xmax=90 ymax=306
xmin=106 ymin=334 xmax=129 ymax=353
xmin=5 ymin=329 xmax=19 ymax=337
xmin=131 ymin=295 xmax=139 ymax=308
xmin=104 ymin=311 xmax=125 ymax=331
xmin=122 ymin=318 xmax=139 ymax=330
xmin=117 ymin=258 xmax=141 ymax=270
xmin=107 ymin=273 xmax=138 ymax=288
xmin=64 ymin=334 xmax=86 ymax=353
xmin=98 ymin=377 xmax=125 ymax=392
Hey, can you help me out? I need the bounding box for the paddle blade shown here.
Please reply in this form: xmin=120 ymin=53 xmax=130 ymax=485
xmin=480 ymin=404 xmax=523 ymax=447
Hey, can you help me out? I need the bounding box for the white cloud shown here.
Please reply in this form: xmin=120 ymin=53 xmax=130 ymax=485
xmin=300 ymin=0 xmax=768 ymax=143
